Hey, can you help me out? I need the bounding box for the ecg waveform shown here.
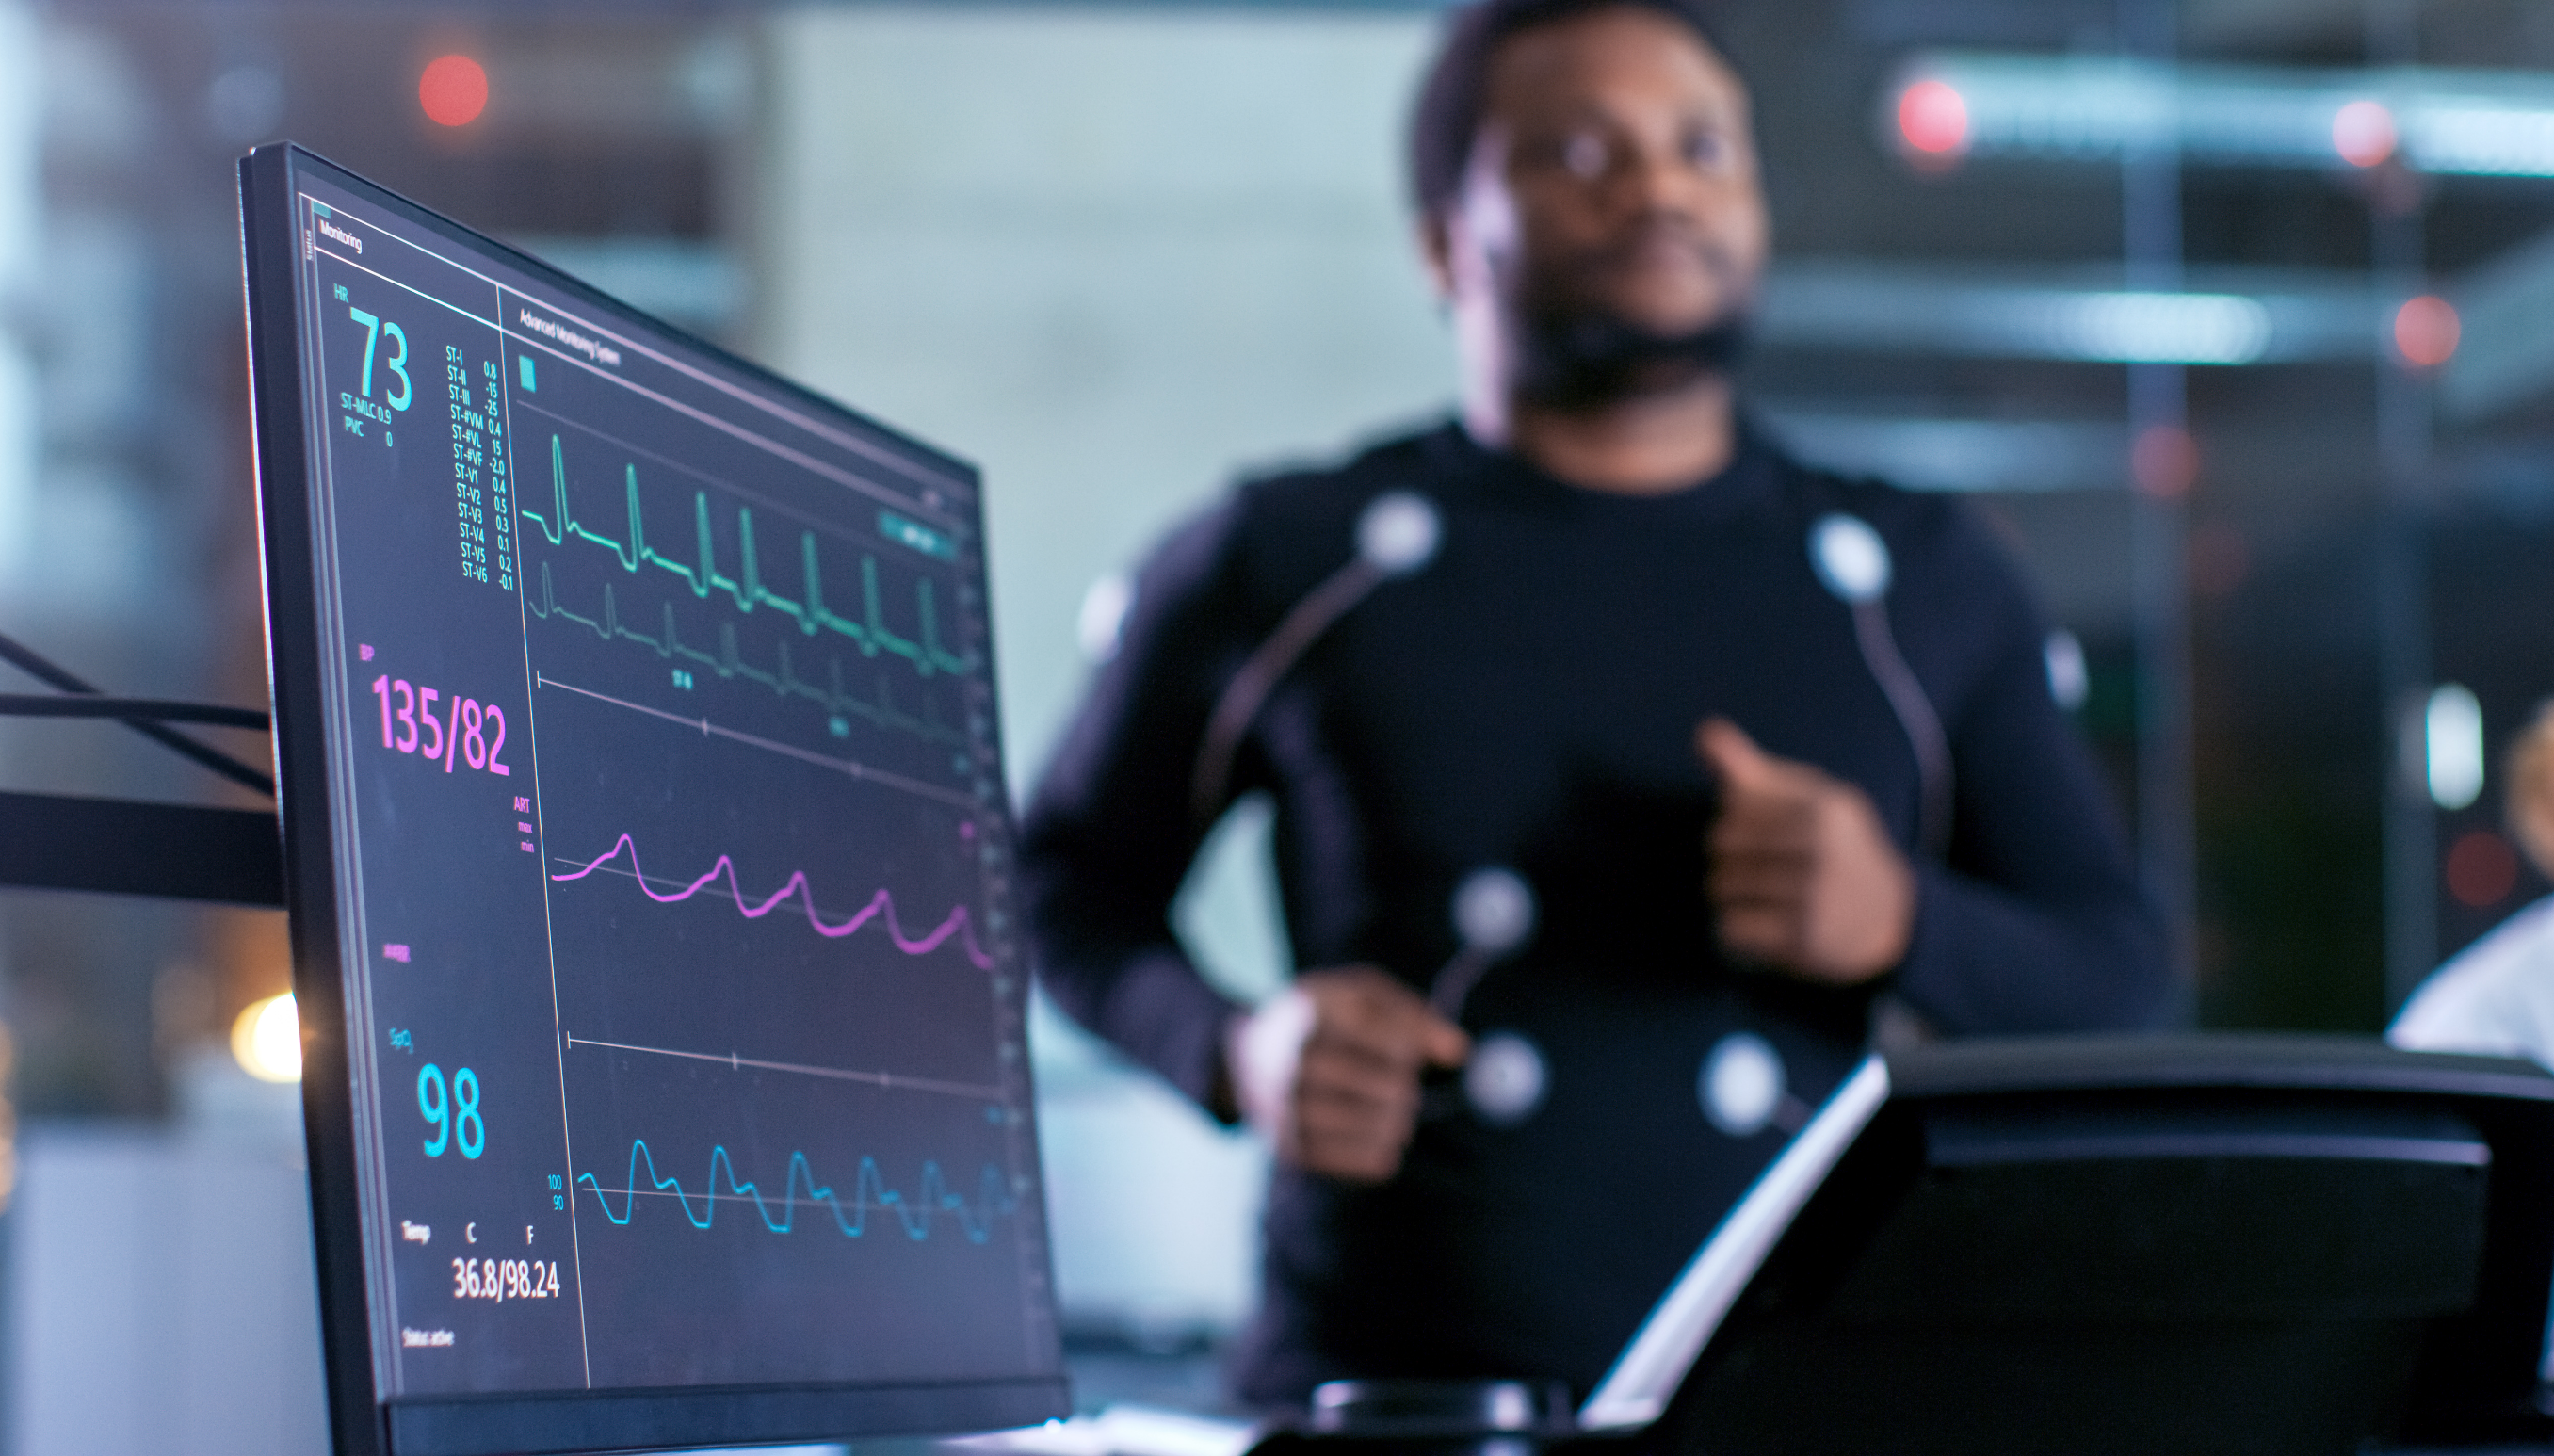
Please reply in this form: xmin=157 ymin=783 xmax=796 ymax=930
xmin=528 ymin=561 xmax=966 ymax=749
xmin=521 ymin=435 xmax=978 ymax=678
xmin=553 ymin=833 xmax=995 ymax=968
xmin=579 ymin=1139 xmax=1016 ymax=1242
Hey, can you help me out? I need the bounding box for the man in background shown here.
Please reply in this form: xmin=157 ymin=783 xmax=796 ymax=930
xmin=2393 ymin=703 xmax=2554 ymax=1068
xmin=1021 ymin=0 xmax=2173 ymax=1401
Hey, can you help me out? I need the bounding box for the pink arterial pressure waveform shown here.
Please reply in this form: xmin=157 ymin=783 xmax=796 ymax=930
xmin=554 ymin=833 xmax=994 ymax=968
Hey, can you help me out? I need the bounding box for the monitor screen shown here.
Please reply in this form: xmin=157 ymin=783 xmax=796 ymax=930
xmin=240 ymin=145 xmax=1066 ymax=1456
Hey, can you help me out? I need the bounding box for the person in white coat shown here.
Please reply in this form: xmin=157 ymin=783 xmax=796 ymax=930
xmin=2392 ymin=703 xmax=2554 ymax=1068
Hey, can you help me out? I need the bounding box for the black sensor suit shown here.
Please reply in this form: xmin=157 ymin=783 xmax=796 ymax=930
xmin=1019 ymin=420 xmax=2173 ymax=1400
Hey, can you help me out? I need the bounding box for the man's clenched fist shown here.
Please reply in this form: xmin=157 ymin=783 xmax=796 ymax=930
xmin=1696 ymin=717 xmax=1916 ymax=984
xmin=1226 ymin=966 xmax=1470 ymax=1183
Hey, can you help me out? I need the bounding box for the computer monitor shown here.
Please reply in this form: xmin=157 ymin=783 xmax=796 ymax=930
xmin=239 ymin=144 xmax=1067 ymax=1456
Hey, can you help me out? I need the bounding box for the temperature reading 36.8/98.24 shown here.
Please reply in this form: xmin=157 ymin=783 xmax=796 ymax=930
xmin=453 ymin=1257 xmax=558 ymax=1302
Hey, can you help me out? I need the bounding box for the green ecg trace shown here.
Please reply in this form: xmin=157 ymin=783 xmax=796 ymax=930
xmin=529 ymin=561 xmax=966 ymax=749
xmin=518 ymin=436 xmax=977 ymax=678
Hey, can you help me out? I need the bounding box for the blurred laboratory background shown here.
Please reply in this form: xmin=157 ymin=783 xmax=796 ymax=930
xmin=4 ymin=0 xmax=2554 ymax=1449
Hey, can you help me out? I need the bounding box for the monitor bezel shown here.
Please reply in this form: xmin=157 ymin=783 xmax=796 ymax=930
xmin=239 ymin=141 xmax=1069 ymax=1456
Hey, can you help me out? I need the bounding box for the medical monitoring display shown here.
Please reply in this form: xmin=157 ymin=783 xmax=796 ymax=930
xmin=241 ymin=146 xmax=1064 ymax=1454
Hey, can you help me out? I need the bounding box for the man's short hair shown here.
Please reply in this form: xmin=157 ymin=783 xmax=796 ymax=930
xmin=1408 ymin=0 xmax=1738 ymax=220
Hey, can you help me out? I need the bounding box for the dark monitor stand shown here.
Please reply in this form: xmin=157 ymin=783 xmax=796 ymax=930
xmin=1253 ymin=1035 xmax=2554 ymax=1456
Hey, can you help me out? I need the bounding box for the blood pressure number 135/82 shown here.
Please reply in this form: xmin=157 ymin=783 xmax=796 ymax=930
xmin=372 ymin=675 xmax=511 ymax=777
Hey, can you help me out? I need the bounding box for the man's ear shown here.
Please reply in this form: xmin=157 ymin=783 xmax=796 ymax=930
xmin=1417 ymin=210 xmax=1457 ymax=301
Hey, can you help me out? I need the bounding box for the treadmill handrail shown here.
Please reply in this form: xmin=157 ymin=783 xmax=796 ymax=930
xmin=1577 ymin=1054 xmax=1893 ymax=1431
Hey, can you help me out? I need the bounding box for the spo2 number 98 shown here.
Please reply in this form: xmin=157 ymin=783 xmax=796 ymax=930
xmin=418 ymin=1063 xmax=485 ymax=1160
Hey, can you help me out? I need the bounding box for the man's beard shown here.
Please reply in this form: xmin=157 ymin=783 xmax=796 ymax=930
xmin=1510 ymin=304 xmax=1752 ymax=412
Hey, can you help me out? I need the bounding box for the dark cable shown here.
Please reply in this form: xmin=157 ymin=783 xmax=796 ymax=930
xmin=1189 ymin=558 xmax=1382 ymax=823
xmin=0 ymin=630 xmax=276 ymax=797
xmin=0 ymin=695 xmax=271 ymax=730
xmin=1849 ymin=600 xmax=1953 ymax=859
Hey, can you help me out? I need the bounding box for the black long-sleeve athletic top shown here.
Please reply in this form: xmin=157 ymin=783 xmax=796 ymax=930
xmin=1018 ymin=420 xmax=2174 ymax=1403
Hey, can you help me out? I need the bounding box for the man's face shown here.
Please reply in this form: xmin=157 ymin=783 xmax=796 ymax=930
xmin=1431 ymin=7 xmax=1769 ymax=388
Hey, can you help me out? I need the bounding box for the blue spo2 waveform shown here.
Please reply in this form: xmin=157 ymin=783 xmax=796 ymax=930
xmin=578 ymin=1141 xmax=1017 ymax=1242
xmin=280 ymin=161 xmax=1056 ymax=1405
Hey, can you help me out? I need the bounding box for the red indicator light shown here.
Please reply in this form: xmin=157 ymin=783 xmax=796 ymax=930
xmin=2130 ymin=424 xmax=2198 ymax=499
xmin=2395 ymin=295 xmax=2460 ymax=368
xmin=2333 ymin=100 xmax=2398 ymax=169
xmin=419 ymin=54 xmax=489 ymax=129
xmin=1897 ymin=79 xmax=1969 ymax=158
xmin=2448 ymin=830 xmax=2518 ymax=909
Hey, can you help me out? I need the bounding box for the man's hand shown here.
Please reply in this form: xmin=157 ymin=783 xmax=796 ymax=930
xmin=1697 ymin=718 xmax=1916 ymax=984
xmin=1226 ymin=967 xmax=1470 ymax=1183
